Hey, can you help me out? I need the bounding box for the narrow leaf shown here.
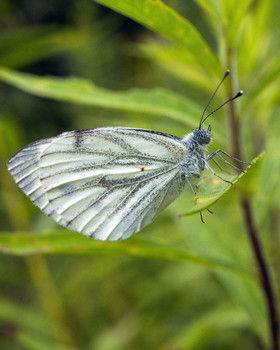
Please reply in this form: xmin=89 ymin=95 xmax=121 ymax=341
xmin=0 ymin=27 xmax=88 ymax=69
xmin=0 ymin=232 xmax=253 ymax=276
xmin=0 ymin=66 xmax=225 ymax=142
xmin=93 ymin=0 xmax=222 ymax=76
xmin=181 ymin=153 xmax=263 ymax=216
xmin=243 ymin=52 xmax=280 ymax=109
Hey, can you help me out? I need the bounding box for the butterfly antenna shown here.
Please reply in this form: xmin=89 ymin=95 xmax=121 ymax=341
xmin=199 ymin=69 xmax=230 ymax=129
xmin=201 ymin=90 xmax=243 ymax=125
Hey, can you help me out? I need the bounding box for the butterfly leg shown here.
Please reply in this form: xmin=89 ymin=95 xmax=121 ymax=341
xmin=209 ymin=158 xmax=235 ymax=175
xmin=186 ymin=177 xmax=197 ymax=195
xmin=215 ymin=150 xmax=251 ymax=165
xmin=205 ymin=162 xmax=233 ymax=184
xmin=200 ymin=208 xmax=214 ymax=222
xmin=199 ymin=212 xmax=205 ymax=223
xmin=207 ymin=150 xmax=251 ymax=172
xmin=186 ymin=176 xmax=210 ymax=223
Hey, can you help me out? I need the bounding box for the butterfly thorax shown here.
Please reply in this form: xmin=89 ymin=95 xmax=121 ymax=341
xmin=179 ymin=127 xmax=212 ymax=179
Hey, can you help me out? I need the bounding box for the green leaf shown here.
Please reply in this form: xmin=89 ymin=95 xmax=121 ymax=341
xmin=136 ymin=42 xmax=217 ymax=92
xmin=0 ymin=66 xmax=202 ymax=129
xmin=0 ymin=27 xmax=88 ymax=69
xmin=194 ymin=0 xmax=223 ymax=23
xmin=93 ymin=0 xmax=222 ymax=77
xmin=0 ymin=66 xmax=226 ymax=142
xmin=243 ymin=52 xmax=280 ymax=110
xmin=218 ymin=270 xmax=269 ymax=345
xmin=0 ymin=232 xmax=253 ymax=276
xmin=14 ymin=329 xmax=77 ymax=350
xmin=237 ymin=0 xmax=273 ymax=77
xmin=165 ymin=303 xmax=249 ymax=349
xmin=0 ymin=298 xmax=50 ymax=336
xmin=221 ymin=0 xmax=255 ymax=44
xmin=0 ymin=117 xmax=32 ymax=230
xmin=256 ymin=118 xmax=280 ymax=224
xmin=181 ymin=153 xmax=263 ymax=216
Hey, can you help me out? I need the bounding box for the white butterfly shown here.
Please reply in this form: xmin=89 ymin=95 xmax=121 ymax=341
xmin=7 ymin=71 xmax=248 ymax=241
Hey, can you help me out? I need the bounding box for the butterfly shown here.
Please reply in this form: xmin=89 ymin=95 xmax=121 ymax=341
xmin=7 ymin=70 xmax=249 ymax=241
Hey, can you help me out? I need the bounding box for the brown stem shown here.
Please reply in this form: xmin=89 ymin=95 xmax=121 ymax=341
xmin=227 ymin=65 xmax=279 ymax=349
xmin=241 ymin=199 xmax=279 ymax=350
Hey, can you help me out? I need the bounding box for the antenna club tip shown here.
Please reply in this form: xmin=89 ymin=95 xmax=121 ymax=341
xmin=235 ymin=90 xmax=243 ymax=98
xmin=224 ymin=69 xmax=230 ymax=77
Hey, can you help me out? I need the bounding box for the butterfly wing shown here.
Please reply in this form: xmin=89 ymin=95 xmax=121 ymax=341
xmin=7 ymin=127 xmax=187 ymax=241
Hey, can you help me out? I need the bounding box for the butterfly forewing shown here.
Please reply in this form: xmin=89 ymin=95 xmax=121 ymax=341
xmin=7 ymin=127 xmax=187 ymax=240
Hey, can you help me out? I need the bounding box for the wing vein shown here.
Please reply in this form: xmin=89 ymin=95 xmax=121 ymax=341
xmin=63 ymin=187 xmax=113 ymax=226
xmin=87 ymin=183 xmax=141 ymax=236
xmin=120 ymin=172 xmax=177 ymax=236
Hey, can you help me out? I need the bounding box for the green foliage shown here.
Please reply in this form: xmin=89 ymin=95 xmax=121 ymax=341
xmin=184 ymin=153 xmax=263 ymax=215
xmin=0 ymin=67 xmax=204 ymax=130
xmin=0 ymin=0 xmax=279 ymax=349
xmin=0 ymin=230 xmax=256 ymax=276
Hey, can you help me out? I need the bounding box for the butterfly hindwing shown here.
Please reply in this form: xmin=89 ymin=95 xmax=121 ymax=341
xmin=7 ymin=127 xmax=187 ymax=240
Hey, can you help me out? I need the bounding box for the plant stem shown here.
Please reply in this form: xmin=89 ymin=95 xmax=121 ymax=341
xmin=241 ymin=198 xmax=279 ymax=350
xmin=25 ymin=255 xmax=76 ymax=347
xmin=227 ymin=64 xmax=279 ymax=350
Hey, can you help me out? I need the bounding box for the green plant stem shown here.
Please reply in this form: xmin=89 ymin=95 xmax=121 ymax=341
xmin=226 ymin=62 xmax=279 ymax=350
xmin=25 ymin=255 xmax=76 ymax=347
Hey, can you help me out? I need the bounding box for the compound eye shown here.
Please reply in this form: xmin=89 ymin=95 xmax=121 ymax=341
xmin=196 ymin=129 xmax=210 ymax=144
xmin=198 ymin=132 xmax=206 ymax=143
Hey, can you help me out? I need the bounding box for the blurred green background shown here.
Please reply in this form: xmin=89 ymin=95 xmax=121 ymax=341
xmin=0 ymin=0 xmax=280 ymax=349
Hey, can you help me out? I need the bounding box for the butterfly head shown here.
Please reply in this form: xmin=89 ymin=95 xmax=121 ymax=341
xmin=193 ymin=125 xmax=212 ymax=145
